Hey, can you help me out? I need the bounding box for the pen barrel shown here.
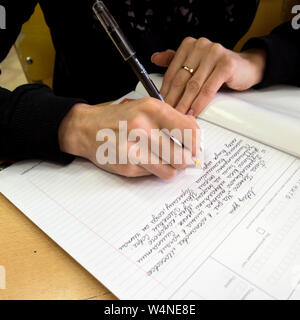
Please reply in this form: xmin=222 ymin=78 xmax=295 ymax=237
xmin=128 ymin=56 xmax=164 ymax=102
xmin=93 ymin=1 xmax=164 ymax=101
xmin=105 ymin=27 xmax=136 ymax=61
xmin=93 ymin=1 xmax=135 ymax=60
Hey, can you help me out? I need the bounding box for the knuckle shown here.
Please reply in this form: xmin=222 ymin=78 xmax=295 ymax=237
xmin=141 ymin=97 xmax=161 ymax=113
xmin=201 ymin=84 xmax=214 ymax=98
xmin=182 ymin=36 xmax=195 ymax=47
xmin=141 ymin=96 xmax=156 ymax=106
xmin=210 ymin=43 xmax=224 ymax=56
xmin=141 ymin=97 xmax=169 ymax=120
xmin=128 ymin=113 xmax=147 ymax=130
xmin=194 ymin=37 xmax=210 ymax=50
xmin=187 ymin=78 xmax=202 ymax=92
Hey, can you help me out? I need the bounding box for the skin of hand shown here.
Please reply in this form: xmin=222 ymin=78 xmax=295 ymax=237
xmin=151 ymin=37 xmax=267 ymax=116
xmin=58 ymin=98 xmax=201 ymax=179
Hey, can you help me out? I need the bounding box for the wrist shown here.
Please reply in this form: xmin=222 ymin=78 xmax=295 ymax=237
xmin=240 ymin=48 xmax=267 ymax=86
xmin=58 ymin=103 xmax=93 ymax=159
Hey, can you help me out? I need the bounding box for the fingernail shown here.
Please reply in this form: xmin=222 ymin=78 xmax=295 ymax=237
xmin=187 ymin=109 xmax=194 ymax=116
xmin=151 ymin=52 xmax=160 ymax=62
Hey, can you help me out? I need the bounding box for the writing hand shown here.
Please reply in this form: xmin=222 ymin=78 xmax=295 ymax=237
xmin=58 ymin=98 xmax=201 ymax=179
xmin=152 ymin=37 xmax=266 ymax=116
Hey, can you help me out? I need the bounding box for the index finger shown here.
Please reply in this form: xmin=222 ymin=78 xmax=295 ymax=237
xmin=155 ymin=103 xmax=201 ymax=156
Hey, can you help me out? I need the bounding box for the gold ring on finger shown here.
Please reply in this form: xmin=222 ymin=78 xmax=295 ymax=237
xmin=182 ymin=65 xmax=194 ymax=75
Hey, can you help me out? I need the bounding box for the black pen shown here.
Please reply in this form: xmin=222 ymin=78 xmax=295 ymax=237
xmin=92 ymin=1 xmax=204 ymax=167
xmin=92 ymin=0 xmax=164 ymax=102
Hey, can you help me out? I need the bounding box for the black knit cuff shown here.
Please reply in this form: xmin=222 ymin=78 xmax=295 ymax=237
xmin=8 ymin=84 xmax=87 ymax=164
xmin=242 ymin=34 xmax=300 ymax=88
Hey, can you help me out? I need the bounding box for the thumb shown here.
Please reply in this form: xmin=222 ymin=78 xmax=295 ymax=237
xmin=151 ymin=49 xmax=176 ymax=67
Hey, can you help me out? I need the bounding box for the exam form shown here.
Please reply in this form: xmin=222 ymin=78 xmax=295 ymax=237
xmin=0 ymin=120 xmax=299 ymax=300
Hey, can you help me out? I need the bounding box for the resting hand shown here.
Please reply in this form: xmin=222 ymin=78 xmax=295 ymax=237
xmin=152 ymin=37 xmax=267 ymax=116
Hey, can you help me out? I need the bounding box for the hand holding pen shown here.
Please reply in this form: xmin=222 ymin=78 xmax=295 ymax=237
xmin=58 ymin=1 xmax=202 ymax=179
xmin=59 ymin=2 xmax=201 ymax=180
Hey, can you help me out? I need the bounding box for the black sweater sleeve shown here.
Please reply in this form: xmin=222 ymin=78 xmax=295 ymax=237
xmin=243 ymin=21 xmax=300 ymax=88
xmin=0 ymin=1 xmax=86 ymax=163
xmin=0 ymin=85 xmax=85 ymax=162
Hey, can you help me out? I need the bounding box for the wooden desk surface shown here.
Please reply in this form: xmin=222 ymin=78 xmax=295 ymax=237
xmin=0 ymin=192 xmax=117 ymax=300
xmin=0 ymin=48 xmax=117 ymax=300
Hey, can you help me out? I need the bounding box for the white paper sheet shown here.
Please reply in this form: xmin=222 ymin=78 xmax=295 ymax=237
xmin=1 ymin=119 xmax=300 ymax=300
